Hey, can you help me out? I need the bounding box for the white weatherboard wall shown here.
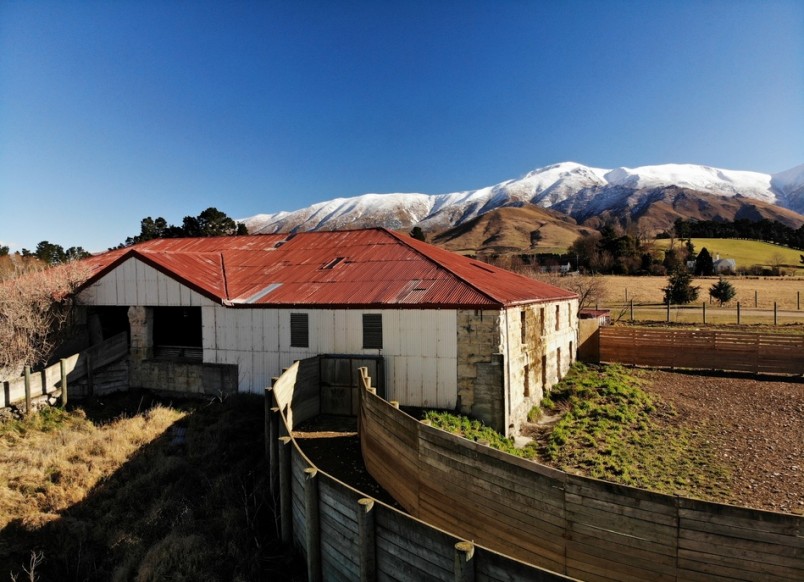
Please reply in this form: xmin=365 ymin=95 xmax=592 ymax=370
xmin=78 ymin=258 xmax=215 ymax=308
xmin=203 ymin=307 xmax=458 ymax=407
xmin=78 ymin=257 xmax=458 ymax=407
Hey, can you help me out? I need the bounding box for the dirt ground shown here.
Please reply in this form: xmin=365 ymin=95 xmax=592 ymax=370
xmin=295 ymin=370 xmax=803 ymax=516
xmin=636 ymin=369 xmax=804 ymax=514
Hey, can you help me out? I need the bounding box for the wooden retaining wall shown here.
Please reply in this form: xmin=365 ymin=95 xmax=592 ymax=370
xmin=267 ymin=357 xmax=571 ymax=581
xmin=1 ymin=332 xmax=129 ymax=408
xmin=360 ymin=385 xmax=804 ymax=581
xmin=599 ymin=327 xmax=804 ymax=374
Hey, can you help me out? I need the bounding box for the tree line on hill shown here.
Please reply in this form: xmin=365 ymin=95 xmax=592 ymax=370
xmin=2 ymin=207 xmax=246 ymax=268
xmin=664 ymin=218 xmax=804 ymax=250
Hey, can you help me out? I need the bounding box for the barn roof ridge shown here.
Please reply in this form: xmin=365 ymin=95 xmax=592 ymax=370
xmin=78 ymin=229 xmax=577 ymax=308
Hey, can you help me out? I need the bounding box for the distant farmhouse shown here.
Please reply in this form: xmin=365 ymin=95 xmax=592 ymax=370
xmin=78 ymin=229 xmax=578 ymax=434
xmin=713 ymin=256 xmax=736 ymax=274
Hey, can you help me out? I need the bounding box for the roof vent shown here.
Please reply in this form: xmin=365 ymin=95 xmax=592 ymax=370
xmin=322 ymin=257 xmax=345 ymax=270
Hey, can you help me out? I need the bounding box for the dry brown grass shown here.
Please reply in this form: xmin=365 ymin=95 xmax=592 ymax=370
xmin=0 ymin=394 xmax=293 ymax=581
xmin=599 ymin=275 xmax=804 ymax=310
xmin=0 ymin=405 xmax=183 ymax=531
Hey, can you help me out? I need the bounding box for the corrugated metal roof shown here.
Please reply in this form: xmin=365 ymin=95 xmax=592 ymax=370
xmin=79 ymin=229 xmax=577 ymax=308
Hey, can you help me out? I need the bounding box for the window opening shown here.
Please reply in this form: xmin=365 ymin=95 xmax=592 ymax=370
xmin=520 ymin=310 xmax=527 ymax=344
xmin=555 ymin=305 xmax=560 ymax=331
xmin=557 ymin=348 xmax=562 ymax=381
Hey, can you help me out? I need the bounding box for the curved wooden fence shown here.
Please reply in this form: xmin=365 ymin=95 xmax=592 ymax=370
xmin=360 ymin=383 xmax=804 ymax=581
xmin=266 ymin=357 xmax=572 ymax=581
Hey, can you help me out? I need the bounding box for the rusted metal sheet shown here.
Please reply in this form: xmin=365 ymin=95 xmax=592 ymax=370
xmin=80 ymin=228 xmax=577 ymax=308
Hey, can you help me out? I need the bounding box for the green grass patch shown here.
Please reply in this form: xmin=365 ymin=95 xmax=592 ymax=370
xmin=653 ymin=238 xmax=803 ymax=272
xmin=423 ymin=410 xmax=538 ymax=459
xmin=541 ymin=363 xmax=730 ymax=496
xmin=0 ymin=406 xmax=88 ymax=438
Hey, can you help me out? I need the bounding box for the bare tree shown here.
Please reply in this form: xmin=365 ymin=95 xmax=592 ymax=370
xmin=531 ymin=272 xmax=608 ymax=313
xmin=769 ymin=252 xmax=785 ymax=275
xmin=0 ymin=261 xmax=89 ymax=379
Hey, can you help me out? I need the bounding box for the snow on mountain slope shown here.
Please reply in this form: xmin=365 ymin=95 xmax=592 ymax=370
xmin=243 ymin=162 xmax=803 ymax=235
xmin=772 ymin=164 xmax=804 ymax=210
xmin=604 ymin=164 xmax=774 ymax=201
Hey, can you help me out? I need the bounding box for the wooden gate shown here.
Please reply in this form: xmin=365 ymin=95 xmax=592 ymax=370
xmin=319 ymin=354 xmax=384 ymax=415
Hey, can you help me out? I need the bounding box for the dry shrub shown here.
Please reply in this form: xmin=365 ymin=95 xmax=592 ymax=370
xmin=132 ymin=533 xmax=212 ymax=582
xmin=0 ymin=261 xmax=90 ymax=378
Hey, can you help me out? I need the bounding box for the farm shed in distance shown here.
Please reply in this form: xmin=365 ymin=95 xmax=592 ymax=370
xmin=77 ymin=228 xmax=578 ymax=434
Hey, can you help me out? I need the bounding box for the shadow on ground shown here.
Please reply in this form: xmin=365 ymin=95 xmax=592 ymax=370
xmin=0 ymin=391 xmax=305 ymax=582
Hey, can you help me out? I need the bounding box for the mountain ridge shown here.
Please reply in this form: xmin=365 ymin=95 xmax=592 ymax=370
xmin=243 ymin=162 xmax=804 ymax=242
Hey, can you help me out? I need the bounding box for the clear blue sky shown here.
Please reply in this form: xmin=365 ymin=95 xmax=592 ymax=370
xmin=1 ymin=0 xmax=802 ymax=252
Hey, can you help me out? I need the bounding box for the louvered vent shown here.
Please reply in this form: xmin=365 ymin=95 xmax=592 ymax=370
xmin=362 ymin=314 xmax=383 ymax=349
xmin=290 ymin=313 xmax=309 ymax=348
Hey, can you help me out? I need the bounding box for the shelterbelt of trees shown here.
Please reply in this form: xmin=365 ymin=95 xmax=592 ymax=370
xmin=2 ymin=207 xmax=246 ymax=268
xmin=663 ymin=218 xmax=804 ymax=250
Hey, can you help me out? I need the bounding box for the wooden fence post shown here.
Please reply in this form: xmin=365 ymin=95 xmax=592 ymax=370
xmin=264 ymin=387 xmax=273 ymax=459
xmin=755 ymin=290 xmax=758 ymax=308
xmin=60 ymin=359 xmax=68 ymax=407
xmin=304 ymin=467 xmax=321 ymax=582
xmin=798 ymin=291 xmax=801 ymax=311
xmin=24 ymin=366 xmax=31 ymax=416
xmin=737 ymin=302 xmax=741 ymax=325
xmin=269 ymin=406 xmax=280 ymax=499
xmin=702 ymin=302 xmax=706 ymax=325
xmin=774 ymin=301 xmax=778 ymax=326
xmin=85 ymin=353 xmax=93 ymax=396
xmin=278 ymin=436 xmax=293 ymax=545
xmin=630 ymin=299 xmax=634 ymax=322
xmin=454 ymin=541 xmax=475 ymax=582
xmin=666 ymin=299 xmax=670 ymax=323
xmin=357 ymin=498 xmax=376 ymax=582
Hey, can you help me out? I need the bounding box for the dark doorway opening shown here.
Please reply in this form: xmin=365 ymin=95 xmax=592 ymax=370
xmin=153 ymin=307 xmax=202 ymax=361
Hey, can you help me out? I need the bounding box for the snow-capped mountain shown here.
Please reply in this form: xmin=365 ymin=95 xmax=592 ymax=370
xmin=244 ymin=162 xmax=804 ymax=236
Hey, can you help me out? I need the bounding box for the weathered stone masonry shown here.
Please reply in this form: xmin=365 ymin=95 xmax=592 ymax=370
xmin=457 ymin=298 xmax=579 ymax=435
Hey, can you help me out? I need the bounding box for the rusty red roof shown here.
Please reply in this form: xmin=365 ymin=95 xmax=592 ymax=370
xmin=79 ymin=229 xmax=577 ymax=308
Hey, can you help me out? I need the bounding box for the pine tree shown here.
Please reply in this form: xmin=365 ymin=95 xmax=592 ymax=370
xmin=694 ymin=247 xmax=714 ymax=276
xmin=409 ymin=226 xmax=426 ymax=241
xmin=663 ymin=269 xmax=700 ymax=304
xmin=709 ymin=278 xmax=736 ymax=306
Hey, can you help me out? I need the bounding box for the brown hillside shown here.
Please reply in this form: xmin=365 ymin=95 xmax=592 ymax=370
xmin=582 ymin=189 xmax=804 ymax=235
xmin=431 ymin=204 xmax=592 ymax=255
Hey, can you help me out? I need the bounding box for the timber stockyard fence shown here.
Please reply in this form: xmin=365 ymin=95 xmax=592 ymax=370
xmin=267 ymin=356 xmax=803 ymax=581
xmin=599 ymin=327 xmax=804 ymax=375
xmin=1 ymin=332 xmax=128 ymax=411
xmin=266 ymin=357 xmax=571 ymax=582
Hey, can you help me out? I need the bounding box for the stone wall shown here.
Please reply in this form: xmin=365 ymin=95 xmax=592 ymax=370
xmin=503 ymin=299 xmax=578 ymax=435
xmin=456 ymin=299 xmax=578 ymax=436
xmin=456 ymin=310 xmax=505 ymax=431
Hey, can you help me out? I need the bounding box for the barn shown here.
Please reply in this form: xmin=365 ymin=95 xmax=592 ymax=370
xmin=77 ymin=228 xmax=578 ymax=434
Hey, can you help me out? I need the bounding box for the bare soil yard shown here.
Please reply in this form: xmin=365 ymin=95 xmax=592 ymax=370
xmin=635 ymin=369 xmax=803 ymax=514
